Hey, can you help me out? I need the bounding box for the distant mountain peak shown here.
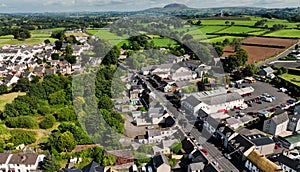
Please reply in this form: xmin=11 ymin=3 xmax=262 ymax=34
xmin=163 ymin=3 xmax=189 ymax=9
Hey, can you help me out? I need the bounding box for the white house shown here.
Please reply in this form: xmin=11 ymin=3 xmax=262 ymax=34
xmin=0 ymin=153 xmax=45 ymax=172
xmin=263 ymin=110 xmax=289 ymax=136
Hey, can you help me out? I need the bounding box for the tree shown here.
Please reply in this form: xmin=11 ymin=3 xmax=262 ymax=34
xmin=214 ymin=45 xmax=224 ymax=57
xmin=225 ymin=21 xmax=230 ymax=25
xmin=102 ymin=46 xmax=120 ymax=65
xmin=55 ymin=106 xmax=76 ymax=122
xmin=171 ymin=142 xmax=182 ymax=154
xmin=231 ymin=21 xmax=235 ymax=26
xmin=54 ymin=40 xmax=63 ymax=51
xmin=48 ymin=90 xmax=67 ymax=105
xmin=98 ymin=95 xmax=114 ymax=110
xmin=65 ymin=45 xmax=73 ymax=58
xmin=236 ymin=49 xmax=249 ymax=66
xmin=243 ymin=64 xmax=258 ymax=76
xmin=44 ymin=39 xmax=51 ymax=44
xmin=57 ymin=131 xmax=77 ymax=152
xmin=13 ymin=78 xmax=31 ymax=92
xmin=51 ymin=30 xmax=66 ymax=40
xmin=295 ymin=44 xmax=299 ymax=50
xmin=0 ymin=84 xmax=7 ymax=95
xmin=11 ymin=28 xmax=31 ymax=40
xmin=231 ymin=38 xmax=242 ymax=52
xmin=40 ymin=114 xmax=56 ymax=129
xmin=42 ymin=151 xmax=61 ymax=172
xmin=101 ymin=154 xmax=116 ymax=166
xmin=51 ymin=53 xmax=59 ymax=60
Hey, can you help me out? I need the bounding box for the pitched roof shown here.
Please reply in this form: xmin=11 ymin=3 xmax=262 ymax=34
xmin=247 ymin=150 xmax=281 ymax=172
xmin=229 ymin=134 xmax=254 ymax=154
xmin=271 ymin=112 xmax=289 ymax=125
xmin=0 ymin=153 xmax=10 ymax=164
xmin=275 ymin=154 xmax=300 ymax=172
xmin=60 ymin=167 xmax=82 ymax=172
xmin=8 ymin=154 xmax=39 ymax=165
xmin=184 ymin=95 xmax=201 ymax=107
xmin=263 ymin=67 xmax=274 ymax=73
xmin=247 ymin=134 xmax=274 ymax=146
xmin=201 ymin=92 xmax=243 ymax=105
xmin=106 ymin=149 xmax=133 ymax=159
xmin=153 ymin=152 xmax=169 ymax=168
xmin=82 ymin=161 xmax=105 ymax=172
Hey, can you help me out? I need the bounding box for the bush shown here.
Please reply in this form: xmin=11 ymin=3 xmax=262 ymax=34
xmin=5 ymin=116 xmax=38 ymax=129
xmin=9 ymin=130 xmax=36 ymax=146
xmin=38 ymin=106 xmax=51 ymax=116
xmin=40 ymin=114 xmax=56 ymax=129
xmin=54 ymin=106 xmax=76 ymax=122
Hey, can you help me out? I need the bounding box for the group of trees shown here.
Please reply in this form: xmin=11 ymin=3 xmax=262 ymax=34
xmin=223 ymin=48 xmax=249 ymax=72
xmin=11 ymin=28 xmax=31 ymax=40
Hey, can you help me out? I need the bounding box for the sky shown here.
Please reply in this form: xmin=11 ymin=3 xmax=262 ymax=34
xmin=0 ymin=0 xmax=299 ymax=13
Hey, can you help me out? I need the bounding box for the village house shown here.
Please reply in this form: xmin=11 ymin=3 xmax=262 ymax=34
xmin=263 ymin=110 xmax=289 ymax=136
xmin=0 ymin=153 xmax=45 ymax=172
xmin=152 ymin=153 xmax=171 ymax=172
xmin=245 ymin=150 xmax=281 ymax=172
xmin=105 ymin=149 xmax=134 ymax=165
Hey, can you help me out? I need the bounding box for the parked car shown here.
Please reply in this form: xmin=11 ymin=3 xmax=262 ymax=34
xmin=275 ymin=144 xmax=281 ymax=150
xmin=257 ymin=100 xmax=263 ymax=104
xmin=201 ymin=149 xmax=208 ymax=155
xmin=279 ymin=87 xmax=288 ymax=92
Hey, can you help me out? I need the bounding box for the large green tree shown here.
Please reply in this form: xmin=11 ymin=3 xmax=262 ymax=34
xmin=41 ymin=151 xmax=61 ymax=172
xmin=57 ymin=131 xmax=77 ymax=152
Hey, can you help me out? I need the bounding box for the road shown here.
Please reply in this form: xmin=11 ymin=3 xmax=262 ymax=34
xmin=137 ymin=74 xmax=239 ymax=172
xmin=257 ymin=41 xmax=300 ymax=67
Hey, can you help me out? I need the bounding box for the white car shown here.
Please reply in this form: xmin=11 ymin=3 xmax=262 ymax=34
xmin=279 ymin=87 xmax=288 ymax=92
xmin=239 ymin=104 xmax=248 ymax=110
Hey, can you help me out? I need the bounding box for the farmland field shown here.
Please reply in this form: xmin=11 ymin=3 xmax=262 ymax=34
xmin=204 ymin=36 xmax=245 ymax=43
xmin=242 ymin=37 xmax=298 ymax=47
xmin=218 ymin=26 xmax=263 ymax=34
xmin=223 ymin=45 xmax=284 ymax=64
xmin=0 ymin=28 xmax=62 ymax=46
xmin=265 ymin=29 xmax=300 ymax=38
xmin=87 ymin=29 xmax=129 ymax=45
xmin=200 ymin=20 xmax=256 ymax=26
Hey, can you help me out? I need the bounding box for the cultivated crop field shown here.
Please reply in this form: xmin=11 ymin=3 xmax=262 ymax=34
xmin=218 ymin=26 xmax=263 ymax=34
xmin=242 ymin=37 xmax=298 ymax=47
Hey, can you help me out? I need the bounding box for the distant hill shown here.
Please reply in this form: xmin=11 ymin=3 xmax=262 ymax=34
xmin=163 ymin=3 xmax=189 ymax=9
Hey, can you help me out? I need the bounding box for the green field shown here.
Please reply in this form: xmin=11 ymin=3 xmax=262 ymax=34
xmin=265 ymin=29 xmax=300 ymax=38
xmin=218 ymin=26 xmax=263 ymax=34
xmin=200 ymin=20 xmax=256 ymax=26
xmin=0 ymin=28 xmax=62 ymax=46
xmin=280 ymin=73 xmax=300 ymax=86
xmin=87 ymin=29 xmax=129 ymax=45
xmin=151 ymin=37 xmax=178 ymax=47
xmin=204 ymin=36 xmax=245 ymax=43
xmin=0 ymin=92 xmax=26 ymax=111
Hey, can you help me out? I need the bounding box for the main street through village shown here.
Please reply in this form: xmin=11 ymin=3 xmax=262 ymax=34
xmin=137 ymin=73 xmax=240 ymax=172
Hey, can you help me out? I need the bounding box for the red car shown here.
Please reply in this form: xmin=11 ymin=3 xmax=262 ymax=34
xmin=201 ymin=149 xmax=208 ymax=155
xmin=275 ymin=144 xmax=281 ymax=150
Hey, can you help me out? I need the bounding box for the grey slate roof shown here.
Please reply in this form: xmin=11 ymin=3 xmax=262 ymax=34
xmin=189 ymin=162 xmax=205 ymax=171
xmin=153 ymin=152 xmax=169 ymax=168
xmin=247 ymin=134 xmax=274 ymax=146
xmin=201 ymin=92 xmax=243 ymax=105
xmin=0 ymin=153 xmax=10 ymax=164
xmin=275 ymin=154 xmax=300 ymax=172
xmin=185 ymin=95 xmax=201 ymax=107
xmin=271 ymin=112 xmax=289 ymax=125
xmin=82 ymin=161 xmax=105 ymax=172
